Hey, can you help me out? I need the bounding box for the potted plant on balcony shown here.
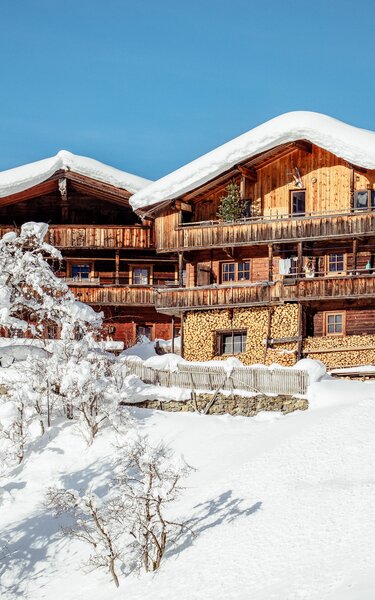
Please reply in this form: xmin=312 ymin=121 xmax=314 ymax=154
xmin=217 ymin=182 xmax=246 ymax=222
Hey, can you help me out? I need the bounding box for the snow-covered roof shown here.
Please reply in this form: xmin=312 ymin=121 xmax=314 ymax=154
xmin=130 ymin=111 xmax=375 ymax=211
xmin=0 ymin=150 xmax=152 ymax=198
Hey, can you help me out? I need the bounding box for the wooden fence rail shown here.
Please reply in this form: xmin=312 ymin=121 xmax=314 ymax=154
xmin=123 ymin=359 xmax=309 ymax=396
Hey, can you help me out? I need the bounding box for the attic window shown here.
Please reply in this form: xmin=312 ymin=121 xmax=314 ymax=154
xmin=291 ymin=190 xmax=306 ymax=215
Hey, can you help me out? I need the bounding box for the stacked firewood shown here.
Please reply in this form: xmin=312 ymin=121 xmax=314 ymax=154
xmin=303 ymin=334 xmax=375 ymax=369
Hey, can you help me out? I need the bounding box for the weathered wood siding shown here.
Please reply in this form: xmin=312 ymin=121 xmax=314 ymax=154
xmin=70 ymin=285 xmax=154 ymax=305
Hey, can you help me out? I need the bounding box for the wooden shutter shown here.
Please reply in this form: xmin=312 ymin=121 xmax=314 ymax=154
xmin=197 ymin=263 xmax=211 ymax=286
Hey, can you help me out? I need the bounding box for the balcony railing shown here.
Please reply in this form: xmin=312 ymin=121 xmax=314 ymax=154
xmin=70 ymin=285 xmax=154 ymax=305
xmin=0 ymin=225 xmax=153 ymax=249
xmin=154 ymin=274 xmax=375 ymax=314
xmin=157 ymin=209 xmax=375 ymax=251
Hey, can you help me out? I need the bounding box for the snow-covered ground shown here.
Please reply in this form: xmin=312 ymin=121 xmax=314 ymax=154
xmin=2 ymin=376 xmax=375 ymax=599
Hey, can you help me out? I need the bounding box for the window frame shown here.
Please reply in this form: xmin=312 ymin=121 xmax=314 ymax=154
xmin=354 ymin=189 xmax=375 ymax=211
xmin=130 ymin=265 xmax=153 ymax=286
xmin=325 ymin=253 xmax=347 ymax=275
xmin=323 ymin=311 xmax=346 ymax=337
xmin=290 ymin=189 xmax=306 ymax=216
xmin=216 ymin=329 xmax=247 ymax=355
xmin=67 ymin=260 xmax=94 ymax=280
xmin=221 ymin=260 xmax=251 ymax=284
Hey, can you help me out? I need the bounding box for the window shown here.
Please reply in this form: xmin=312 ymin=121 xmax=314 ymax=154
xmin=354 ymin=189 xmax=375 ymax=210
xmin=221 ymin=261 xmax=251 ymax=283
xmin=136 ymin=325 xmax=152 ymax=340
xmin=324 ymin=312 xmax=345 ymax=336
xmin=133 ymin=267 xmax=150 ymax=285
xmin=217 ymin=330 xmax=247 ymax=355
xmin=71 ymin=263 xmax=91 ymax=279
xmin=326 ymin=253 xmax=345 ymax=274
xmin=291 ymin=190 xmax=306 ymax=215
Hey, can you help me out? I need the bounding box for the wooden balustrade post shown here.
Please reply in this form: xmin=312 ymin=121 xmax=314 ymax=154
xmin=180 ymin=312 xmax=185 ymax=358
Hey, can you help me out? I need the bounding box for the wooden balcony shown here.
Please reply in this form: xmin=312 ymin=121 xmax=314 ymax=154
xmin=155 ymin=274 xmax=375 ymax=314
xmin=0 ymin=225 xmax=153 ymax=249
xmin=159 ymin=210 xmax=375 ymax=252
xmin=155 ymin=283 xmax=272 ymax=315
xmin=70 ymin=285 xmax=154 ymax=306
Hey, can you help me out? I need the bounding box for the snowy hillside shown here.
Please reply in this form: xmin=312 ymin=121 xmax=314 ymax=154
xmin=2 ymin=377 xmax=375 ymax=600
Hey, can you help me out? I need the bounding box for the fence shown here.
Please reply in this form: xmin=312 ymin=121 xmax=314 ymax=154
xmin=123 ymin=359 xmax=309 ymax=396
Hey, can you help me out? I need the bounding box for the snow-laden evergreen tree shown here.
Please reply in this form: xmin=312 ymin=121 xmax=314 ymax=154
xmin=0 ymin=222 xmax=102 ymax=338
xmin=216 ymin=181 xmax=245 ymax=221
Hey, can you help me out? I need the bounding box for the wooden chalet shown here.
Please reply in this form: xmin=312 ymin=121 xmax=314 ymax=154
xmin=0 ymin=151 xmax=179 ymax=346
xmin=130 ymin=112 xmax=375 ymax=368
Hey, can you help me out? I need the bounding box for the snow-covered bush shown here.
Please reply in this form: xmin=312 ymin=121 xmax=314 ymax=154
xmin=45 ymin=487 xmax=122 ymax=588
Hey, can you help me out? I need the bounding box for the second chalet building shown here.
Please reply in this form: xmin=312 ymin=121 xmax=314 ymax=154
xmin=130 ymin=111 xmax=375 ymax=369
xmin=0 ymin=151 xmax=178 ymax=345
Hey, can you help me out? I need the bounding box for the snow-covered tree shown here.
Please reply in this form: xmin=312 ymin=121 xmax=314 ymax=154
xmin=59 ymin=348 xmax=131 ymax=445
xmin=0 ymin=222 xmax=102 ymax=339
xmin=114 ymin=435 xmax=195 ymax=573
xmin=216 ymin=181 xmax=246 ymax=221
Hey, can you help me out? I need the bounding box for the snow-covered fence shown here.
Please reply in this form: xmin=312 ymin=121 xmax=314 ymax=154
xmin=123 ymin=360 xmax=309 ymax=396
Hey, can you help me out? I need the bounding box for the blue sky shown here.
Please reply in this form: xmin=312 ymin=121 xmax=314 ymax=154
xmin=1 ymin=0 xmax=375 ymax=180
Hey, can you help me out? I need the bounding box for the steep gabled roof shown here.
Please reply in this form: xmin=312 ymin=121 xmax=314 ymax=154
xmin=0 ymin=150 xmax=152 ymax=198
xmin=130 ymin=111 xmax=375 ymax=212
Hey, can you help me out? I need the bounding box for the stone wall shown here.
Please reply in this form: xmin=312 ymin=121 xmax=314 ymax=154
xmin=183 ymin=305 xmax=299 ymax=366
xmin=128 ymin=393 xmax=308 ymax=417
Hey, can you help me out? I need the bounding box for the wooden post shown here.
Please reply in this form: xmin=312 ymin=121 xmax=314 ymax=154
xmin=180 ymin=312 xmax=184 ymax=358
xmin=297 ymin=241 xmax=303 ymax=277
xmin=297 ymin=303 xmax=303 ymax=361
xmin=350 ymin=167 xmax=355 ymax=211
xmin=268 ymin=244 xmax=273 ymax=282
xmin=352 ymin=238 xmax=358 ymax=273
xmin=171 ymin=315 xmax=175 ymax=354
xmin=115 ymin=250 xmax=120 ymax=285
xmin=178 ymin=252 xmax=184 ymax=287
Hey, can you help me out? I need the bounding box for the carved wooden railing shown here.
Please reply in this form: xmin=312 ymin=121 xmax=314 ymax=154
xmin=69 ymin=285 xmax=154 ymax=305
xmin=0 ymin=225 xmax=153 ymax=249
xmin=158 ymin=209 xmax=375 ymax=251
xmin=154 ymin=275 xmax=375 ymax=314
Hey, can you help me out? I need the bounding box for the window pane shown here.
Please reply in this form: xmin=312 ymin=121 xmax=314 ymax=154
xmin=328 ymin=323 xmax=335 ymax=333
xmin=328 ymin=254 xmax=344 ymax=272
xmin=355 ymin=190 xmax=368 ymax=209
xmin=134 ymin=268 xmax=149 ymax=285
xmin=238 ymin=262 xmax=250 ymax=281
xmin=222 ymin=334 xmax=233 ymax=354
xmin=371 ymin=191 xmax=375 ymax=208
xmin=328 ymin=315 xmax=335 ymax=325
xmin=292 ymin=191 xmax=306 ymax=214
xmin=222 ymin=263 xmax=235 ymax=282
xmin=72 ymin=264 xmax=90 ymax=278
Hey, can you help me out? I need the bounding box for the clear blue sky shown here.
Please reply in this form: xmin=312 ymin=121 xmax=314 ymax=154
xmin=1 ymin=0 xmax=374 ymax=180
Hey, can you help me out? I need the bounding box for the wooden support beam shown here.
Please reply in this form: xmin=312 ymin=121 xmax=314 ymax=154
xmin=352 ymin=238 xmax=358 ymax=272
xmin=297 ymin=304 xmax=303 ymax=361
xmin=171 ymin=315 xmax=175 ymax=354
xmin=180 ymin=312 xmax=185 ymax=358
xmin=350 ymin=167 xmax=355 ymax=211
xmin=236 ymin=164 xmax=257 ymax=182
xmin=58 ymin=178 xmax=69 ymax=221
xmin=297 ymin=241 xmax=303 ymax=276
xmin=178 ymin=252 xmax=184 ymax=287
xmin=293 ymin=140 xmax=312 ymax=153
xmin=268 ymin=244 xmax=273 ymax=281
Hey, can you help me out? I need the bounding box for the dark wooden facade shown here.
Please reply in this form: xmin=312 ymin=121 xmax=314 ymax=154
xmin=0 ymin=170 xmax=178 ymax=347
xmin=145 ymin=141 xmax=375 ymax=367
